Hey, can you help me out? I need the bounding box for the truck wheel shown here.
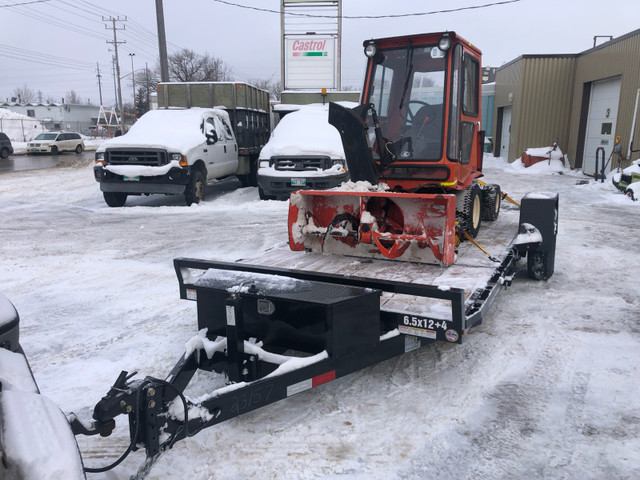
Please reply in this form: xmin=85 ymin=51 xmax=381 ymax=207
xmin=237 ymin=174 xmax=251 ymax=188
xmin=103 ymin=191 xmax=127 ymax=207
xmin=0 ymin=147 xmax=9 ymax=159
xmin=457 ymin=183 xmax=482 ymax=238
xmin=258 ymin=186 xmax=275 ymax=201
xmin=481 ymin=184 xmax=501 ymax=221
xmin=185 ymin=170 xmax=205 ymax=206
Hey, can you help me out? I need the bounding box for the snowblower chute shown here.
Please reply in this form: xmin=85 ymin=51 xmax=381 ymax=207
xmin=287 ymin=32 xmax=489 ymax=265
xmin=289 ymin=189 xmax=457 ymax=264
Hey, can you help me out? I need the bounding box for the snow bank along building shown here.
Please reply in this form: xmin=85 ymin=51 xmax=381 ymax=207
xmin=492 ymin=28 xmax=640 ymax=175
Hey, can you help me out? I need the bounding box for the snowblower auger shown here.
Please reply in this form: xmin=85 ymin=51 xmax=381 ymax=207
xmin=289 ymin=189 xmax=457 ymax=265
xmin=287 ymin=32 xmax=491 ymax=265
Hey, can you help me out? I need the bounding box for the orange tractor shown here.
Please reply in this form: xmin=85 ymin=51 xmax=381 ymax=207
xmin=288 ymin=32 xmax=501 ymax=265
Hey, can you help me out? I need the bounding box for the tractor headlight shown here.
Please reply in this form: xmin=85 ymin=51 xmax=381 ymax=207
xmin=364 ymin=41 xmax=377 ymax=58
xmin=438 ymin=34 xmax=452 ymax=52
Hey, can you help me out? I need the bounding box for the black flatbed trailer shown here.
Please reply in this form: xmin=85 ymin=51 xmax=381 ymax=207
xmin=1 ymin=193 xmax=558 ymax=479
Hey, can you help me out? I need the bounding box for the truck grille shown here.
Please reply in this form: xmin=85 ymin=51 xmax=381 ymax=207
xmin=272 ymin=155 xmax=331 ymax=171
xmin=107 ymin=149 xmax=168 ymax=166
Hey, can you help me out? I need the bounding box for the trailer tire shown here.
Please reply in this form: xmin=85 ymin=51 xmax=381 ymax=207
xmin=185 ymin=169 xmax=205 ymax=206
xmin=481 ymin=184 xmax=501 ymax=221
xmin=457 ymin=183 xmax=482 ymax=238
xmin=103 ymin=191 xmax=127 ymax=207
xmin=527 ymin=250 xmax=547 ymax=280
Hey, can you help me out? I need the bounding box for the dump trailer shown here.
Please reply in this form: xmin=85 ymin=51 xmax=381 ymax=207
xmin=0 ymin=32 xmax=559 ymax=479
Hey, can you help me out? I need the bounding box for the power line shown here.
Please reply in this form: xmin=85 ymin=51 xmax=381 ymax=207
xmin=209 ymin=0 xmax=523 ymax=18
xmin=0 ymin=0 xmax=52 ymax=7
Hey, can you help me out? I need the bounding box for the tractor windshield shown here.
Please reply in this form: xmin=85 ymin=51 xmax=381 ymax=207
xmin=366 ymin=44 xmax=446 ymax=162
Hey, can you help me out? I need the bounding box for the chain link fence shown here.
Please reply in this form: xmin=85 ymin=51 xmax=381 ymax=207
xmin=0 ymin=117 xmax=115 ymax=142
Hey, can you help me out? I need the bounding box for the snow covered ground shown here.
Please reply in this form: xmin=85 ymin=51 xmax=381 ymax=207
xmin=1 ymin=156 xmax=639 ymax=479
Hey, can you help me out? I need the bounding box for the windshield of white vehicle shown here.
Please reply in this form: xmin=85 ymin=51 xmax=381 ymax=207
xmin=366 ymin=45 xmax=446 ymax=161
xmin=35 ymin=133 xmax=58 ymax=141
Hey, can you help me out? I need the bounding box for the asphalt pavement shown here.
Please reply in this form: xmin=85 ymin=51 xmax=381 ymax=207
xmin=0 ymin=151 xmax=95 ymax=173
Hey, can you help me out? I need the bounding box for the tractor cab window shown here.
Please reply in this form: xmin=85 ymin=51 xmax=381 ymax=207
xmin=367 ymin=44 xmax=446 ymax=161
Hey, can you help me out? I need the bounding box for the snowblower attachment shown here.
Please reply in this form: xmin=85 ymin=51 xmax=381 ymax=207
xmin=289 ymin=189 xmax=457 ymax=265
xmin=287 ymin=102 xmax=459 ymax=265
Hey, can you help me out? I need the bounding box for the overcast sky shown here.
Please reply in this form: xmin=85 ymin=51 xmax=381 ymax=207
xmin=1 ymin=0 xmax=638 ymax=106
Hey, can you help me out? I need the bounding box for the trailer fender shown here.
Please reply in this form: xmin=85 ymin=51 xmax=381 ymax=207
xmin=517 ymin=193 xmax=559 ymax=280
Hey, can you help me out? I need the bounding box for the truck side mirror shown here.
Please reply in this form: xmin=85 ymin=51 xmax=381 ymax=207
xmin=204 ymin=122 xmax=218 ymax=145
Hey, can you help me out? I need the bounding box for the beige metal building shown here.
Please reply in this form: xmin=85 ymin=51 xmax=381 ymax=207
xmin=493 ymin=28 xmax=640 ymax=175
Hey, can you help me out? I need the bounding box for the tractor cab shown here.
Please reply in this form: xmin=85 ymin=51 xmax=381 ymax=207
xmin=356 ymin=32 xmax=484 ymax=192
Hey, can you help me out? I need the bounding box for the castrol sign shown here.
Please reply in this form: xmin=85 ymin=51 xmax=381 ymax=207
xmin=285 ymin=37 xmax=336 ymax=89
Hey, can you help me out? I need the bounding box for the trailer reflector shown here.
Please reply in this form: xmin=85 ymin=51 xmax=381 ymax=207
xmin=287 ymin=370 xmax=336 ymax=397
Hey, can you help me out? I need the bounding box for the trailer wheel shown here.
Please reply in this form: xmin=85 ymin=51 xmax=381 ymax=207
xmin=527 ymin=251 xmax=547 ymax=280
xmin=457 ymin=183 xmax=482 ymax=238
xmin=185 ymin=170 xmax=205 ymax=206
xmin=481 ymin=184 xmax=501 ymax=221
xmin=103 ymin=191 xmax=127 ymax=207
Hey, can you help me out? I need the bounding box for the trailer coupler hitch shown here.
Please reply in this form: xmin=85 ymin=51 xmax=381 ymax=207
xmin=69 ymin=370 xmax=145 ymax=438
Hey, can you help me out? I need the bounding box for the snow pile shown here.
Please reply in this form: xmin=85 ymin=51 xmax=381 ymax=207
xmin=484 ymin=152 xmax=571 ymax=175
xmin=0 ymin=108 xmax=45 ymax=142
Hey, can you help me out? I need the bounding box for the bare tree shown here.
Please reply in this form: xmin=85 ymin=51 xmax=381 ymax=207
xmin=250 ymin=76 xmax=282 ymax=101
xmin=65 ymin=90 xmax=81 ymax=104
xmin=13 ymin=83 xmax=36 ymax=103
xmin=168 ymin=48 xmax=232 ymax=82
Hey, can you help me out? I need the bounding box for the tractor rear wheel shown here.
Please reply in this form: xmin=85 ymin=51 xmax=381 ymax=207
xmin=457 ymin=183 xmax=482 ymax=238
xmin=481 ymin=184 xmax=501 ymax=221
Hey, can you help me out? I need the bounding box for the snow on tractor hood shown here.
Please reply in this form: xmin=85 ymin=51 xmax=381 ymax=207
xmin=259 ymin=102 xmax=358 ymax=161
xmin=97 ymin=108 xmax=231 ymax=154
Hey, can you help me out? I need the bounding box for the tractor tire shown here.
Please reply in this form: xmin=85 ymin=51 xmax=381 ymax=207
xmin=185 ymin=169 xmax=205 ymax=206
xmin=481 ymin=183 xmax=501 ymax=221
xmin=457 ymin=182 xmax=482 ymax=238
xmin=103 ymin=191 xmax=127 ymax=207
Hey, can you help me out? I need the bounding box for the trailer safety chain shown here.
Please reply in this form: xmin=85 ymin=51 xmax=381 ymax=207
xmin=462 ymin=230 xmax=501 ymax=263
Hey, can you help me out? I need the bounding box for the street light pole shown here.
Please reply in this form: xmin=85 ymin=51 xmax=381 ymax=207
xmin=129 ymin=53 xmax=136 ymax=120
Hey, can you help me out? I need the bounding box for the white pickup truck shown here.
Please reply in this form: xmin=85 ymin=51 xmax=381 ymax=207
xmin=94 ymin=108 xmax=252 ymax=207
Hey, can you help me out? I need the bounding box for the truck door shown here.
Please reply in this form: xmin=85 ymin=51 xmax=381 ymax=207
xmin=204 ymin=115 xmax=238 ymax=178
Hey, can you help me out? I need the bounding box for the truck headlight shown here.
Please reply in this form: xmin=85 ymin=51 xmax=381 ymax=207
xmin=95 ymin=152 xmax=105 ymax=166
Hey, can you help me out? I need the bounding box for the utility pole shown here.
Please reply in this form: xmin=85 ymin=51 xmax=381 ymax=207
xmin=155 ymin=0 xmax=169 ymax=82
xmin=111 ymin=55 xmax=118 ymax=112
xmin=96 ymin=62 xmax=104 ymax=106
xmin=129 ymin=53 xmax=136 ymax=120
xmin=104 ymin=16 xmax=126 ymax=131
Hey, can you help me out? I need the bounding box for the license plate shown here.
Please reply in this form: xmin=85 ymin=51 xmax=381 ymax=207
xmin=124 ymin=176 xmax=139 ymax=181
xmin=291 ymin=178 xmax=306 ymax=187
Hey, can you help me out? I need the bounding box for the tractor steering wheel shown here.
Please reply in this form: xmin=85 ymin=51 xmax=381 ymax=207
xmin=406 ymin=101 xmax=437 ymax=126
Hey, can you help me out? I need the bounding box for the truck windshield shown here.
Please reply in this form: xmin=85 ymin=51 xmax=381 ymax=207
xmin=367 ymin=45 xmax=446 ymax=161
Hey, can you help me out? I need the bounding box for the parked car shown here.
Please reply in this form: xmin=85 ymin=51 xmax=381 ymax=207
xmin=26 ymin=132 xmax=84 ymax=155
xmin=0 ymin=132 xmax=14 ymax=159
xmin=257 ymin=103 xmax=353 ymax=200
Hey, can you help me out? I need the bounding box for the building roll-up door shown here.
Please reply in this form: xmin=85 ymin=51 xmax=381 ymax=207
xmin=582 ymin=77 xmax=622 ymax=176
